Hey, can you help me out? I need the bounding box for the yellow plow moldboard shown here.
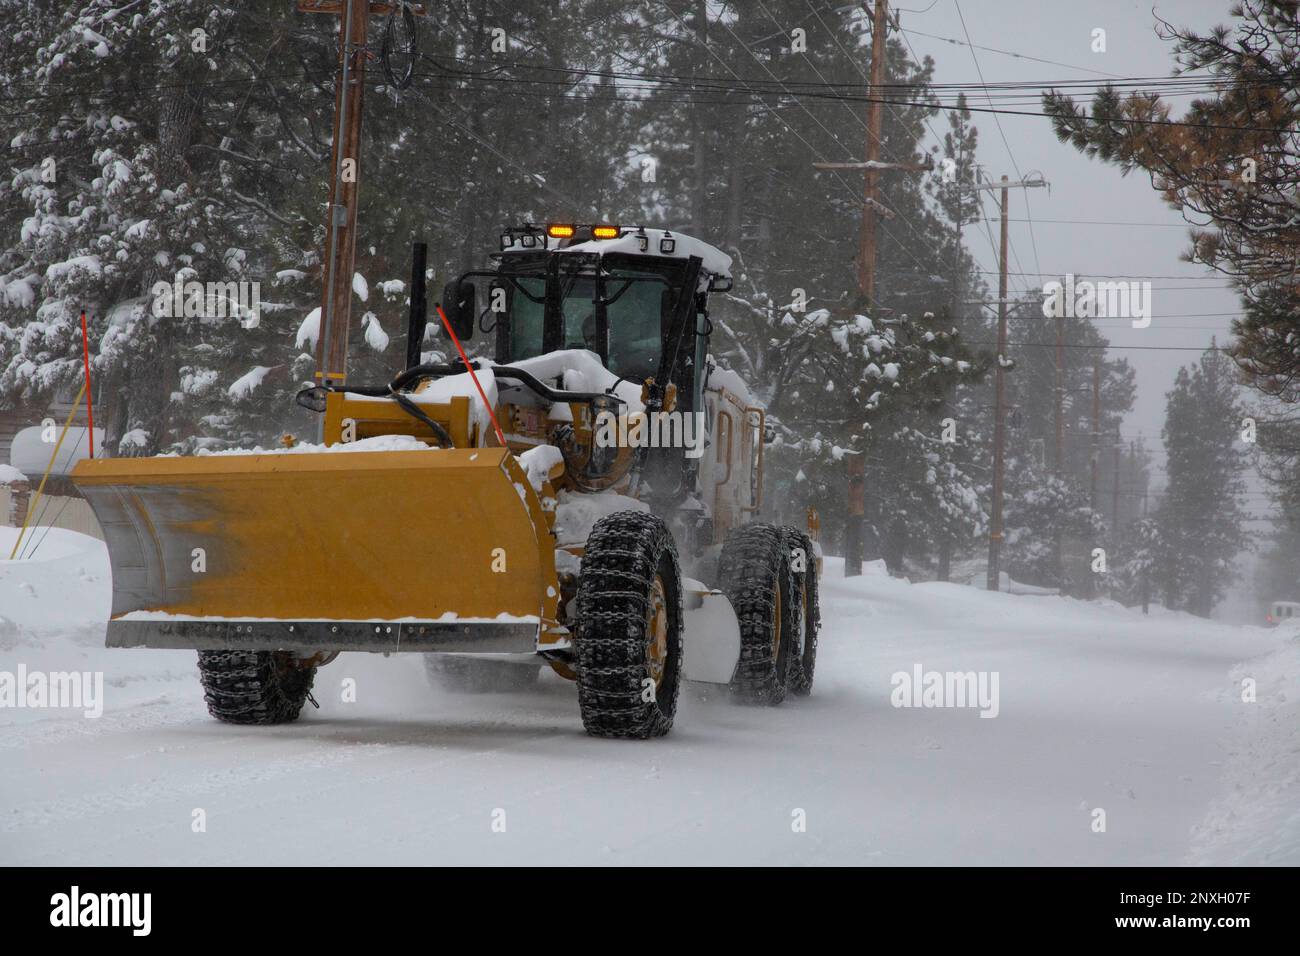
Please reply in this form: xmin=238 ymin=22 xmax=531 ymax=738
xmin=71 ymin=448 xmax=556 ymax=653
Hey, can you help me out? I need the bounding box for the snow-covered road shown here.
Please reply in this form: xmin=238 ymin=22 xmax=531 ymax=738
xmin=2 ymin=529 xmax=1296 ymax=865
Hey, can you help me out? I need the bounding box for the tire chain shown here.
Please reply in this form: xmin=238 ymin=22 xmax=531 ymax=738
xmin=196 ymin=650 xmax=316 ymax=725
xmin=782 ymin=527 xmax=821 ymax=696
xmin=575 ymin=511 xmax=683 ymax=738
xmin=719 ymin=523 xmax=797 ymax=706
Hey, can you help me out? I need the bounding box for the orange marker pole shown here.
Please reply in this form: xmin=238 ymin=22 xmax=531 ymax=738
xmin=434 ymin=304 xmax=506 ymax=447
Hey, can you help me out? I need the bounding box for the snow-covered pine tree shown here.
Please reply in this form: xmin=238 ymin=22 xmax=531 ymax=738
xmin=1113 ymin=516 xmax=1164 ymax=613
xmin=0 ymin=1 xmax=324 ymax=453
xmin=1155 ymin=345 xmax=1248 ymax=616
xmin=1002 ymin=448 xmax=1102 ymax=591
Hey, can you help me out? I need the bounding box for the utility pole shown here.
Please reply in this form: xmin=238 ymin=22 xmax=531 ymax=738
xmin=302 ymin=0 xmax=368 ymax=394
xmin=959 ymin=174 xmax=1047 ymax=591
xmin=299 ymin=1 xmax=425 ymax=406
xmin=988 ymin=177 xmax=1011 ymax=592
xmin=1049 ymin=301 xmax=1065 ymax=588
xmin=1054 ymin=310 xmax=1065 ymax=473
xmin=1111 ymin=429 xmax=1121 ymax=546
xmin=859 ymin=0 xmax=888 ymax=309
xmin=936 ymin=142 xmax=968 ymax=583
xmin=1090 ymin=358 xmax=1101 ymax=512
xmin=811 ymin=0 xmax=928 ymax=578
xmin=844 ymin=451 xmax=866 ymax=576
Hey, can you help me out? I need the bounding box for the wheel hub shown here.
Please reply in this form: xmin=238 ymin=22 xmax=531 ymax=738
xmin=647 ymin=574 xmax=669 ymax=687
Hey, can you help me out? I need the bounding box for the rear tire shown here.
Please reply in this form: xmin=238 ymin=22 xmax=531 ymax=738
xmin=783 ymin=527 xmax=821 ymax=696
xmin=422 ymin=655 xmax=541 ymax=693
xmin=197 ymin=650 xmax=316 ymax=725
xmin=575 ymin=510 xmax=683 ymax=739
xmin=720 ymin=523 xmax=798 ymax=705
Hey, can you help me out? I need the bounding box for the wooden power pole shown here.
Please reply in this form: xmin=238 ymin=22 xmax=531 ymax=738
xmin=1111 ymin=430 xmax=1121 ymax=546
xmin=1090 ymin=358 xmax=1101 ymax=512
xmin=1054 ymin=311 xmax=1065 ymax=473
xmin=299 ymin=1 xmax=424 ymax=402
xmin=812 ymin=1 xmax=929 ymax=577
xmin=987 ymin=178 xmax=1011 ymax=592
xmin=957 ymin=173 xmax=1047 ymax=591
xmin=859 ymin=0 xmax=889 ymax=307
xmin=301 ymin=0 xmax=369 ymax=392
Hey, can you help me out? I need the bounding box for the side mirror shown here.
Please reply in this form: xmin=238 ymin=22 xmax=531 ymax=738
xmin=295 ymin=386 xmax=328 ymax=413
xmin=440 ymin=279 xmax=476 ymax=341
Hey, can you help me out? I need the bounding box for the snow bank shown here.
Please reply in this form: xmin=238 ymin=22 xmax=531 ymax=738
xmin=1190 ymin=633 xmax=1300 ymax=864
xmin=9 ymin=426 xmax=103 ymax=476
xmin=0 ymin=527 xmax=111 ymax=645
xmin=0 ymin=464 xmax=26 ymax=485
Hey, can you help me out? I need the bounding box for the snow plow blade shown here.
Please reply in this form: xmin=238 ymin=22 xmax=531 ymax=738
xmin=71 ymin=448 xmax=558 ymax=654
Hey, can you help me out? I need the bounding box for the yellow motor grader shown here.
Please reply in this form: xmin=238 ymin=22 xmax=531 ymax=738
xmin=72 ymin=223 xmax=820 ymax=738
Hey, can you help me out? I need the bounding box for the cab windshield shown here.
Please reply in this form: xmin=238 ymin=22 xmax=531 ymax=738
xmin=504 ymin=268 xmax=670 ymax=381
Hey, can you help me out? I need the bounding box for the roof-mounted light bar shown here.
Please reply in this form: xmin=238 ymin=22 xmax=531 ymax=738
xmin=500 ymin=223 xmax=675 ymax=250
xmin=499 ymin=223 xmax=546 ymax=251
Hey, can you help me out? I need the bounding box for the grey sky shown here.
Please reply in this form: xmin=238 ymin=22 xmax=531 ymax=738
xmin=902 ymin=0 xmax=1244 ymax=478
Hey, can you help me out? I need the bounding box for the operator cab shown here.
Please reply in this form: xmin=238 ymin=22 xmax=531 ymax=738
xmin=445 ymin=224 xmax=732 ymax=409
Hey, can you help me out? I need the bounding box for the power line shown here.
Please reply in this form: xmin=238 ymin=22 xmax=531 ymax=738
xmin=656 ymin=0 xmax=936 ymax=312
xmin=898 ymin=24 xmax=1123 ymax=78
xmin=974 ymin=340 xmax=1234 ymax=352
xmin=1001 ymin=217 xmax=1210 ymax=228
xmin=791 ymin=0 xmax=971 ymax=298
xmin=391 ymin=58 xmax=1297 ymax=134
xmin=954 ymin=0 xmax=1044 ymax=284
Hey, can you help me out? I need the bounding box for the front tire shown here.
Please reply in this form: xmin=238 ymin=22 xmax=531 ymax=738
xmin=197 ymin=650 xmax=316 ymax=725
xmin=575 ymin=510 xmax=684 ymax=739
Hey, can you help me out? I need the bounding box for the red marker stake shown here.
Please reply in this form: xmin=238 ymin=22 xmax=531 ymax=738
xmin=79 ymin=310 xmax=95 ymax=458
xmin=434 ymin=304 xmax=506 ymax=447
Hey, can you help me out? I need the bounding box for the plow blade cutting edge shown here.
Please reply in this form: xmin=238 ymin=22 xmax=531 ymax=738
xmin=71 ymin=447 xmax=559 ymax=654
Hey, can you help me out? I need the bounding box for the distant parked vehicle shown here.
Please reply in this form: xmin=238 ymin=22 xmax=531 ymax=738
xmin=1265 ymin=601 xmax=1300 ymax=626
